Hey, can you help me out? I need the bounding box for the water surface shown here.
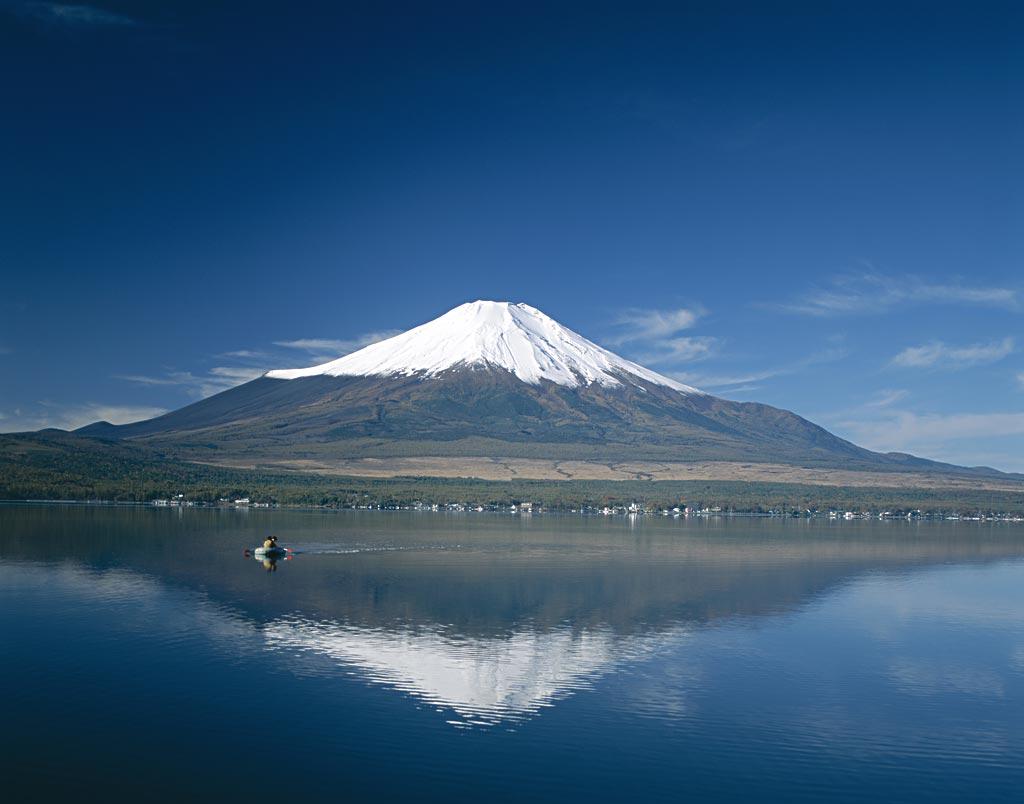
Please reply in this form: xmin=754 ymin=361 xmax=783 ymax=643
xmin=2 ymin=506 xmax=1023 ymax=801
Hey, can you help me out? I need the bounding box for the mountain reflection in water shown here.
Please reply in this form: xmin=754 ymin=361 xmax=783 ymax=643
xmin=4 ymin=506 xmax=1024 ymax=801
xmin=4 ymin=505 xmax=1023 ymax=730
xmin=264 ymin=617 xmax=688 ymax=726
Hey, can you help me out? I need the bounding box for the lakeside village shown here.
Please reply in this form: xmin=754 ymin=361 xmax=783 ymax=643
xmin=149 ymin=495 xmax=1024 ymax=522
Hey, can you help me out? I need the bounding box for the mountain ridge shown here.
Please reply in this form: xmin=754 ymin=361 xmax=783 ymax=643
xmin=71 ymin=300 xmax=1016 ymax=481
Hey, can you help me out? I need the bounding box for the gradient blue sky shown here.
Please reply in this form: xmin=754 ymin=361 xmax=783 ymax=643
xmin=2 ymin=1 xmax=1022 ymax=469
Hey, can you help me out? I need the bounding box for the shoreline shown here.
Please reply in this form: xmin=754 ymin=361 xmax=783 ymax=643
xmin=3 ymin=497 xmax=1023 ymax=522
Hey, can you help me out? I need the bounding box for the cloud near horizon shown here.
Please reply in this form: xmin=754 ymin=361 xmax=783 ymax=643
xmin=889 ymin=337 xmax=1015 ymax=370
xmin=815 ymin=391 xmax=1024 ymax=473
xmin=0 ymin=403 xmax=168 ymax=433
xmin=836 ymin=410 xmax=1024 ymax=462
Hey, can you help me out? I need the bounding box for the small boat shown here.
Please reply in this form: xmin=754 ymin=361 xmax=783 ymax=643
xmin=253 ymin=545 xmax=289 ymax=558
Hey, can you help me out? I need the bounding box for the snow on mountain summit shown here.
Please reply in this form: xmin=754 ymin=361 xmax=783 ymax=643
xmin=266 ymin=300 xmax=702 ymax=394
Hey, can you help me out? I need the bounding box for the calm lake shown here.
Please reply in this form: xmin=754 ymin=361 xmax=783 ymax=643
xmin=2 ymin=505 xmax=1023 ymax=802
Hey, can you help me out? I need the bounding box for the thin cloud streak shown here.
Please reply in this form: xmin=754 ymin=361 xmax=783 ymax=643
xmin=778 ymin=273 xmax=1020 ymax=317
xmin=274 ymin=330 xmax=401 ymax=359
xmin=112 ymin=329 xmax=404 ymax=399
xmin=866 ymin=389 xmax=909 ymax=408
xmin=889 ymin=338 xmax=1015 ymax=369
xmin=274 ymin=338 xmax=357 ymax=352
xmin=220 ymin=350 xmax=270 ymax=360
xmin=115 ymin=366 xmax=264 ymax=399
xmin=671 ymin=347 xmax=848 ymax=391
xmin=17 ymin=2 xmax=137 ymax=27
xmin=115 ymin=373 xmax=185 ymax=387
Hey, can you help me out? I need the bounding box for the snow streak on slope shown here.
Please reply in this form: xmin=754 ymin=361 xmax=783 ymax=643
xmin=266 ymin=301 xmax=702 ymax=394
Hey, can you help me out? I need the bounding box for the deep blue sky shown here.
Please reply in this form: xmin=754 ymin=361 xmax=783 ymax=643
xmin=2 ymin=1 xmax=1022 ymax=469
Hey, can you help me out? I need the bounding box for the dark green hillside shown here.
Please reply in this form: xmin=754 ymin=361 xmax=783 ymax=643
xmin=3 ymin=431 xmax=1023 ymax=514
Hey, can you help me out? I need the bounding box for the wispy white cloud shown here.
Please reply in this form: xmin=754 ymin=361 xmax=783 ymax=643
xmin=823 ymin=407 xmax=1024 ymax=472
xmin=0 ymin=345 xmax=11 ymax=355
xmin=671 ymin=346 xmax=848 ymax=391
xmin=889 ymin=338 xmax=1015 ymax=370
xmin=17 ymin=2 xmax=137 ymax=27
xmin=866 ymin=389 xmax=909 ymax=408
xmin=115 ymin=373 xmax=189 ymax=388
xmin=778 ymin=273 xmax=1020 ymax=317
xmin=846 ymin=411 xmax=1024 ymax=449
xmin=112 ymin=330 xmax=401 ymax=400
xmin=1017 ymin=372 xmax=1024 ymax=390
xmin=602 ymin=306 xmax=720 ymax=368
xmin=274 ymin=338 xmax=355 ymax=352
xmin=633 ymin=336 xmax=719 ymax=366
xmin=115 ymin=366 xmax=264 ymax=399
xmin=0 ymin=403 xmax=168 ymax=433
xmin=220 ymin=349 xmax=270 ymax=360
xmin=813 ymin=391 xmax=1024 ymax=472
xmin=274 ymin=330 xmax=401 ymax=360
xmin=606 ymin=307 xmax=705 ymax=346
xmin=208 ymin=366 xmax=265 ymax=384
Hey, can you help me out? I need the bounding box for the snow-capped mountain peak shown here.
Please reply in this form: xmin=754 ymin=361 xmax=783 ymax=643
xmin=266 ymin=300 xmax=702 ymax=394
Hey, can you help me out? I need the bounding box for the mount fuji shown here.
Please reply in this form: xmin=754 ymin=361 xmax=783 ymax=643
xmin=76 ymin=301 xmax=997 ymax=478
xmin=266 ymin=300 xmax=701 ymax=394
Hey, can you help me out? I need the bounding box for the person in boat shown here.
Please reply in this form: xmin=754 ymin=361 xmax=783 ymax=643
xmin=262 ymin=535 xmax=279 ymax=550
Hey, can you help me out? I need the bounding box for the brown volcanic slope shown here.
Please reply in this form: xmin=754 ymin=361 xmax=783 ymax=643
xmin=77 ymin=368 xmax=1017 ymax=486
